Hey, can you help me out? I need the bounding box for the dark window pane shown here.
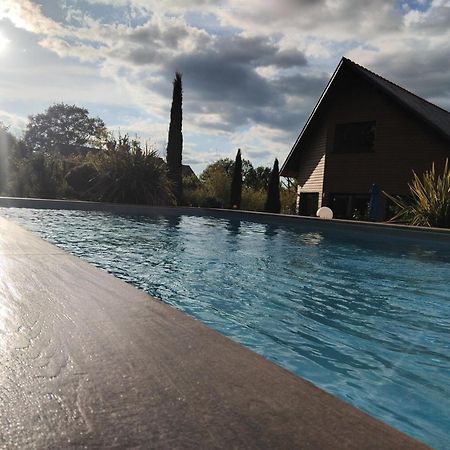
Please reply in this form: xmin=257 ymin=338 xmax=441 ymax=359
xmin=334 ymin=121 xmax=376 ymax=153
xmin=298 ymin=192 xmax=319 ymax=216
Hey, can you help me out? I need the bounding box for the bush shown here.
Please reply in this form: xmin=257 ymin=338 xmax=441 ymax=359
xmin=14 ymin=153 xmax=65 ymax=198
xmin=384 ymin=159 xmax=450 ymax=228
xmin=88 ymin=135 xmax=174 ymax=205
xmin=241 ymin=188 xmax=266 ymax=211
xmin=65 ymin=162 xmax=99 ymax=194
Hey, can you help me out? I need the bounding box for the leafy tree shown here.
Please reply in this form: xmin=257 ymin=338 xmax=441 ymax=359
xmin=14 ymin=153 xmax=65 ymax=198
xmin=197 ymin=157 xmax=271 ymax=209
xmin=166 ymin=72 xmax=183 ymax=204
xmin=230 ymin=148 xmax=242 ymax=209
xmin=246 ymin=165 xmax=271 ymax=190
xmin=201 ymin=158 xmax=234 ymax=180
xmin=199 ymin=159 xmax=232 ymax=207
xmin=265 ymin=158 xmax=281 ymax=213
xmin=23 ymin=103 xmax=107 ymax=153
xmin=200 ymin=158 xmax=264 ymax=189
xmin=384 ymin=159 xmax=450 ymax=228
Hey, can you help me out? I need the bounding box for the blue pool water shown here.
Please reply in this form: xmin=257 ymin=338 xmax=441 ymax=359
xmin=2 ymin=208 xmax=450 ymax=449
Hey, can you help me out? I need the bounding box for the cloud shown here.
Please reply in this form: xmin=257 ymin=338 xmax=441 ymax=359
xmin=1 ymin=0 xmax=450 ymax=174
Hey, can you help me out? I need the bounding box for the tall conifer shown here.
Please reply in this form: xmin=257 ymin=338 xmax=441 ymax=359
xmin=230 ymin=149 xmax=242 ymax=209
xmin=265 ymin=158 xmax=281 ymax=213
xmin=166 ymin=72 xmax=183 ymax=204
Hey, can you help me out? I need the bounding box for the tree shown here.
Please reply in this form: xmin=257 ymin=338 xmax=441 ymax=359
xmin=166 ymin=72 xmax=183 ymax=205
xmin=246 ymin=165 xmax=271 ymax=190
xmin=23 ymin=103 xmax=107 ymax=153
xmin=265 ymin=158 xmax=281 ymax=213
xmin=230 ymin=148 xmax=242 ymax=209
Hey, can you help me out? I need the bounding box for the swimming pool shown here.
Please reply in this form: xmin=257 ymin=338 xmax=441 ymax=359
xmin=2 ymin=207 xmax=449 ymax=449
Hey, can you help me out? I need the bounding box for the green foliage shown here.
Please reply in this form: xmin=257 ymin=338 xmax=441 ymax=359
xmin=14 ymin=153 xmax=66 ymax=198
xmin=384 ymin=159 xmax=450 ymax=228
xmin=246 ymin=165 xmax=271 ymax=190
xmin=182 ymin=174 xmax=206 ymax=206
xmin=230 ymin=149 xmax=242 ymax=209
xmin=264 ymin=159 xmax=281 ymax=213
xmin=199 ymin=159 xmax=232 ymax=207
xmin=185 ymin=156 xmax=291 ymax=212
xmin=88 ymin=135 xmax=174 ymax=205
xmin=166 ymin=72 xmax=183 ymax=204
xmin=280 ymin=179 xmax=298 ymax=214
xmin=65 ymin=162 xmax=99 ymax=195
xmin=241 ymin=188 xmax=266 ymax=211
xmin=24 ymin=103 xmax=107 ymax=153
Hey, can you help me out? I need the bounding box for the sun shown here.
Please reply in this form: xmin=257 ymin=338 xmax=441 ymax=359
xmin=0 ymin=31 xmax=11 ymax=53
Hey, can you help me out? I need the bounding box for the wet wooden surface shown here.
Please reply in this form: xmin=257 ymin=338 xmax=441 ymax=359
xmin=0 ymin=216 xmax=429 ymax=449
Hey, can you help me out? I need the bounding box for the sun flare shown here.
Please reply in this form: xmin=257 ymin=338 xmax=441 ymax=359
xmin=0 ymin=31 xmax=11 ymax=53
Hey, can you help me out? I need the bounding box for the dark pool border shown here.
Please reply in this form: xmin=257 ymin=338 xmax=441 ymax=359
xmin=1 ymin=196 xmax=449 ymax=243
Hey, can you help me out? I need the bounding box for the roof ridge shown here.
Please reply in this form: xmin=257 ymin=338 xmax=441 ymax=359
xmin=342 ymin=57 xmax=450 ymax=116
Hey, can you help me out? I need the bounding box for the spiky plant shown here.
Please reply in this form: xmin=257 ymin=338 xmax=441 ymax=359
xmin=384 ymin=159 xmax=450 ymax=228
xmin=89 ymin=135 xmax=174 ymax=206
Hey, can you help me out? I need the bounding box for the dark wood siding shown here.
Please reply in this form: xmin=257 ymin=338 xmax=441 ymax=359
xmin=321 ymin=72 xmax=449 ymax=204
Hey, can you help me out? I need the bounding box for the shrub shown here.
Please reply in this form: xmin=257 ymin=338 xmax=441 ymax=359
xmin=241 ymin=188 xmax=266 ymax=211
xmin=88 ymin=135 xmax=174 ymax=206
xmin=384 ymin=159 xmax=450 ymax=228
xmin=65 ymin=162 xmax=99 ymax=194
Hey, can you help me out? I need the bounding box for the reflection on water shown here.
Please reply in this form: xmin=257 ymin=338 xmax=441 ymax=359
xmin=300 ymin=232 xmax=324 ymax=246
xmin=226 ymin=219 xmax=241 ymax=235
xmin=1 ymin=207 xmax=450 ymax=450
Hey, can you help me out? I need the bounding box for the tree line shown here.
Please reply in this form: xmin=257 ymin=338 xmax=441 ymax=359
xmin=0 ymin=73 xmax=296 ymax=213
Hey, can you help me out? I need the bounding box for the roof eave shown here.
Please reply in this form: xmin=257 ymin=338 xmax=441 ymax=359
xmin=348 ymin=62 xmax=450 ymax=144
xmin=280 ymin=57 xmax=346 ymax=177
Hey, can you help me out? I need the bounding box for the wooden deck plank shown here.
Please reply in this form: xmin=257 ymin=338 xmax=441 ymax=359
xmin=0 ymin=217 xmax=429 ymax=449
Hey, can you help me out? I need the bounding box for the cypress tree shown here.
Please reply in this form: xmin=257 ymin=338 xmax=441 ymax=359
xmin=265 ymin=158 xmax=281 ymax=213
xmin=166 ymin=72 xmax=183 ymax=204
xmin=230 ymin=148 xmax=242 ymax=209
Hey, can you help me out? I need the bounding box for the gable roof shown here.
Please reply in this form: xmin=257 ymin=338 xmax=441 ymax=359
xmin=281 ymin=57 xmax=450 ymax=177
xmin=182 ymin=164 xmax=197 ymax=179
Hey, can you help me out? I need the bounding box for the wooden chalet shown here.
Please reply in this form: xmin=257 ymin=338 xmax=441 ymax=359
xmin=280 ymin=57 xmax=450 ymax=219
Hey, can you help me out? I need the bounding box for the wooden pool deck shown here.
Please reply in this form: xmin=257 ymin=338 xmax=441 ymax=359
xmin=0 ymin=216 xmax=429 ymax=449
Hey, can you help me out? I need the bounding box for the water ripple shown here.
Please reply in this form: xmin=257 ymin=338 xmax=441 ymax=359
xmin=2 ymin=207 xmax=450 ymax=449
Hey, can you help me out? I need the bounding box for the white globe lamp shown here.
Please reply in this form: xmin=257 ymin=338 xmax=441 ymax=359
xmin=316 ymin=207 xmax=333 ymax=220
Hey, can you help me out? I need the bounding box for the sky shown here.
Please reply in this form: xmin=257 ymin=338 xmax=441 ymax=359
xmin=0 ymin=0 xmax=449 ymax=174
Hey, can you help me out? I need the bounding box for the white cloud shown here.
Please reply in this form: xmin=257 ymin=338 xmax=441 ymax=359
xmin=0 ymin=0 xmax=449 ymax=173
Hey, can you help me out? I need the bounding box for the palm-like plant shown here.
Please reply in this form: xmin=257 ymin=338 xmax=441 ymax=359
xmin=89 ymin=135 xmax=174 ymax=206
xmin=384 ymin=159 xmax=450 ymax=228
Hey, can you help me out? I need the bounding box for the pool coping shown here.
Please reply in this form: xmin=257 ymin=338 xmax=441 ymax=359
xmin=0 ymin=213 xmax=432 ymax=448
xmin=0 ymin=196 xmax=449 ymax=243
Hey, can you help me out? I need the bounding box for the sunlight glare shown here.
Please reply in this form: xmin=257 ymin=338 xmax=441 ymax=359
xmin=0 ymin=31 xmax=11 ymax=54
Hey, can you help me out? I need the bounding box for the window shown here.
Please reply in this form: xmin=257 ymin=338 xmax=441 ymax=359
xmin=333 ymin=121 xmax=376 ymax=154
xmin=328 ymin=193 xmax=370 ymax=219
xmin=298 ymin=193 xmax=319 ymax=216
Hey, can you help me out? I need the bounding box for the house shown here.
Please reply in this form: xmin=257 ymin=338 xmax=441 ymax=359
xmin=182 ymin=164 xmax=198 ymax=179
xmin=280 ymin=57 xmax=450 ymax=219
